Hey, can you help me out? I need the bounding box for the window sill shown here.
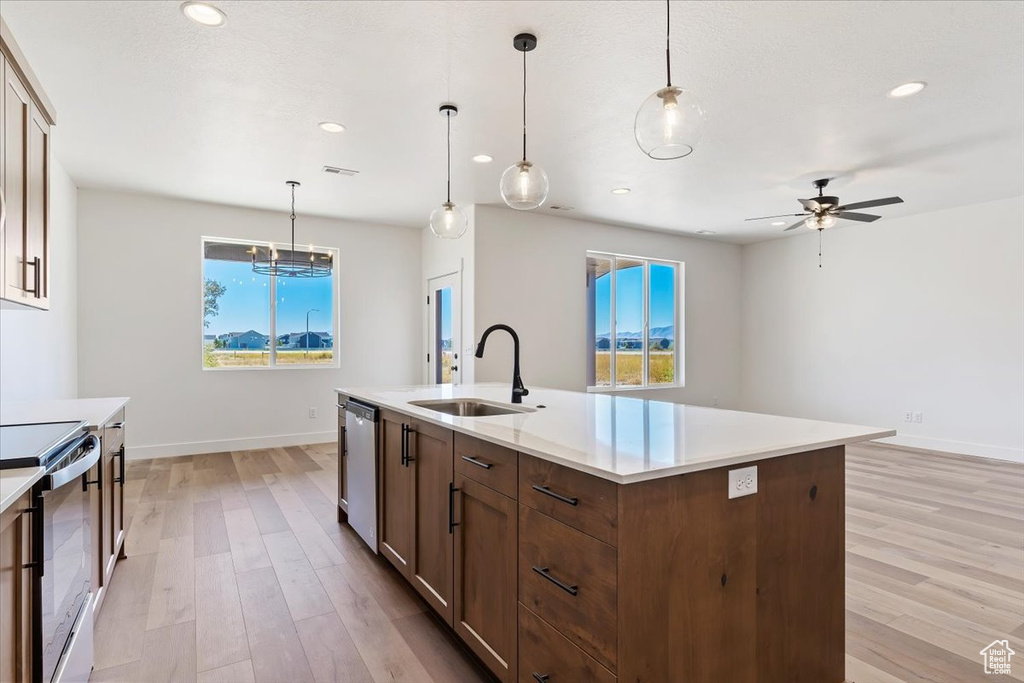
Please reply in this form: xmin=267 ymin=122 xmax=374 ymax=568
xmin=586 ymin=383 xmax=685 ymax=393
xmin=202 ymin=364 xmax=340 ymax=372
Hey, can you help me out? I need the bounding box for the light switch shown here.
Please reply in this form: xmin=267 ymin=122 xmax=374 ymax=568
xmin=728 ymin=465 xmax=758 ymax=499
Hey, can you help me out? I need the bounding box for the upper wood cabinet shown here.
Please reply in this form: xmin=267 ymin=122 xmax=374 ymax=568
xmin=1 ymin=18 xmax=55 ymax=311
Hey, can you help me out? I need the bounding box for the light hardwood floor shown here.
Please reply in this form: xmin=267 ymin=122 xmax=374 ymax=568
xmin=88 ymin=442 xmax=1023 ymax=683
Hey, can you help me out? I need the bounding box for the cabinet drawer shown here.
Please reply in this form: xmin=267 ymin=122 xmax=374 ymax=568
xmin=455 ymin=433 xmax=517 ymax=499
xmin=519 ymin=505 xmax=617 ymax=672
xmin=103 ymin=409 xmax=125 ymax=455
xmin=519 ymin=454 xmax=617 ymax=546
xmin=518 ymin=604 xmax=615 ymax=683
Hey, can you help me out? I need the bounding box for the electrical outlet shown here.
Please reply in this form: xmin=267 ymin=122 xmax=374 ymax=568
xmin=904 ymin=411 xmax=913 ymax=423
xmin=913 ymin=411 xmax=923 ymax=423
xmin=308 ymin=407 xmax=318 ymax=419
xmin=728 ymin=466 xmax=758 ymax=499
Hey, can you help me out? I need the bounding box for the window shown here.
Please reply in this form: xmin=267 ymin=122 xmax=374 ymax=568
xmin=586 ymin=252 xmax=682 ymax=389
xmin=202 ymin=237 xmax=339 ymax=369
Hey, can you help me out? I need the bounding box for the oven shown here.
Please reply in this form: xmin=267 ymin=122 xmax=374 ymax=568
xmin=31 ymin=431 xmax=101 ymax=683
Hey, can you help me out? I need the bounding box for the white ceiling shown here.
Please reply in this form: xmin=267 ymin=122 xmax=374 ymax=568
xmin=3 ymin=1 xmax=1023 ymax=243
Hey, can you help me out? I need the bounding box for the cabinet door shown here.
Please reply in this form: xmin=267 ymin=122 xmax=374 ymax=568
xmin=337 ymin=405 xmax=348 ymax=520
xmin=2 ymin=58 xmax=29 ymax=304
xmin=379 ymin=416 xmax=413 ymax=577
xmin=453 ymin=475 xmax=517 ymax=682
xmin=409 ymin=420 xmax=454 ymax=625
xmin=0 ymin=490 xmax=33 ymax=683
xmin=24 ymin=101 xmax=48 ymax=307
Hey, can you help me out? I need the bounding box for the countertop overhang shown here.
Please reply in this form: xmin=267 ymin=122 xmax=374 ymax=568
xmin=0 ymin=397 xmax=130 ymax=513
xmin=335 ymin=384 xmax=895 ymax=484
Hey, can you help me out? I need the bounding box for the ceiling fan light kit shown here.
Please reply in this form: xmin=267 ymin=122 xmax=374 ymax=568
xmin=429 ymin=103 xmax=469 ymax=239
xmin=500 ymin=33 xmax=550 ymax=211
xmin=634 ymin=0 xmax=706 ymax=159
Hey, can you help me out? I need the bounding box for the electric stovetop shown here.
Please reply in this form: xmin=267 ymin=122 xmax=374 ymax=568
xmin=0 ymin=421 xmax=88 ymax=469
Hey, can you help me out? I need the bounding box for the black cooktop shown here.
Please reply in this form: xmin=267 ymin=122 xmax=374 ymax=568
xmin=0 ymin=421 xmax=88 ymax=469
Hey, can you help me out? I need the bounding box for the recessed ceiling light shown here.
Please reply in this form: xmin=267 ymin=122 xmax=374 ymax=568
xmin=472 ymin=154 xmax=493 ymax=163
xmin=887 ymin=81 xmax=927 ymax=98
xmin=318 ymin=122 xmax=346 ymax=133
xmin=180 ymin=1 xmax=226 ymax=27
xmin=771 ymin=221 xmax=786 ymax=226
xmin=611 ymin=187 xmax=631 ymax=195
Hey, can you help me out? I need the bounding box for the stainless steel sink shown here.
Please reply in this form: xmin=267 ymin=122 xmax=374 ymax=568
xmin=408 ymin=398 xmax=536 ymax=417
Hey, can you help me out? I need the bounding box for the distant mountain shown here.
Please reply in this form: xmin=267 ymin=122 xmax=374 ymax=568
xmin=596 ymin=325 xmax=673 ymax=341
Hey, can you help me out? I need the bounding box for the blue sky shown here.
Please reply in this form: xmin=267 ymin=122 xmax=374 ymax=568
xmin=595 ymin=262 xmax=675 ymax=337
xmin=438 ymin=287 xmax=452 ymax=343
xmin=204 ymin=259 xmax=333 ymax=336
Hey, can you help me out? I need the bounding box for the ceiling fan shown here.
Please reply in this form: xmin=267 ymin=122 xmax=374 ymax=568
xmin=746 ymin=178 xmax=904 ymax=232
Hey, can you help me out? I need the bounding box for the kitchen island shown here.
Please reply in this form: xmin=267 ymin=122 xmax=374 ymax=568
xmin=335 ymin=383 xmax=894 ymax=683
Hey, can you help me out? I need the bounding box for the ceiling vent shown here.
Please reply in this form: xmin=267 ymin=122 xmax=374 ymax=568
xmin=322 ymin=165 xmax=359 ymax=176
xmin=548 ymin=205 xmax=574 ymax=211
xmin=694 ymin=229 xmax=717 ymax=235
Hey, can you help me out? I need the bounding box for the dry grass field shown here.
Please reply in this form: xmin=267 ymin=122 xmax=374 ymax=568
xmin=204 ymin=347 xmax=333 ymax=368
xmin=595 ymin=351 xmax=674 ymax=386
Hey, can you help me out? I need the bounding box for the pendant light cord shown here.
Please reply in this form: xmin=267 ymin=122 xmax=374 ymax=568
xmin=446 ymin=112 xmax=452 ymax=203
xmin=522 ymin=49 xmax=528 ymax=161
xmin=665 ymin=0 xmax=672 ymax=87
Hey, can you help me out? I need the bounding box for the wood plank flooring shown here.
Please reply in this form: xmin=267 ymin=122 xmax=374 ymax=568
xmin=90 ymin=442 xmax=1023 ymax=682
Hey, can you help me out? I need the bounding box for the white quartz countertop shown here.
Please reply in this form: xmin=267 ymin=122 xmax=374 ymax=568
xmin=1 ymin=397 xmax=130 ymax=431
xmin=335 ymin=384 xmax=895 ymax=484
xmin=0 ymin=467 xmax=44 ymax=514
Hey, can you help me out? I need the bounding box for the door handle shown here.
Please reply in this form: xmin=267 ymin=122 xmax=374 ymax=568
xmin=26 ymin=257 xmax=41 ymax=297
xmin=448 ymin=482 xmax=459 ymax=534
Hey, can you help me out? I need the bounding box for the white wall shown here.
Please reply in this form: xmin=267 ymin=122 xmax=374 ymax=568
xmin=77 ymin=190 xmax=421 ymax=458
xmin=421 ymin=205 xmax=476 ymax=384
xmin=471 ymin=205 xmax=743 ymax=407
xmin=740 ymin=196 xmax=1024 ymax=462
xmin=0 ymin=158 xmax=78 ymax=403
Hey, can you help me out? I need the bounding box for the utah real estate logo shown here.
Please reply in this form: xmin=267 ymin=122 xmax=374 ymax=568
xmin=980 ymin=640 xmax=1015 ymax=675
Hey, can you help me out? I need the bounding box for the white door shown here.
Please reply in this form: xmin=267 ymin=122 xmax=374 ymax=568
xmin=427 ymin=273 xmax=461 ymax=385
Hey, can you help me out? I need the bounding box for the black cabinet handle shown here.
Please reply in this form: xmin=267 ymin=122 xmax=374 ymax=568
xmin=403 ymin=425 xmax=415 ymax=466
xmin=25 ymin=492 xmax=44 ymax=577
xmin=113 ymin=445 xmax=125 ymax=484
xmin=108 ymin=421 xmax=125 ymax=430
xmin=531 ymin=566 xmax=578 ymax=596
xmin=532 ymin=674 xmax=550 ymax=683
xmin=532 ymin=485 xmax=578 ymax=507
xmin=460 ymin=455 xmax=492 ymax=470
xmin=448 ymin=482 xmax=460 ymax=534
xmin=26 ymin=256 xmax=41 ymax=297
xmin=400 ymin=424 xmax=408 ymax=466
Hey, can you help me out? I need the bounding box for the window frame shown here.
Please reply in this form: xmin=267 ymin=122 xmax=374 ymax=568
xmin=201 ymin=236 xmax=341 ymax=371
xmin=586 ymin=251 xmax=684 ymax=391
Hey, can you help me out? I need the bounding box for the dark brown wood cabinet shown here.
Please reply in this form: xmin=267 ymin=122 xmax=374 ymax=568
xmin=453 ymin=474 xmax=517 ymax=682
xmin=1 ymin=18 xmax=55 ymax=311
xmin=336 ymin=400 xmax=348 ymax=521
xmin=379 ymin=414 xmax=414 ymax=577
xmin=93 ymin=409 xmax=127 ymax=617
xmin=0 ymin=490 xmax=34 ymax=683
xmin=409 ymin=419 xmax=455 ymax=625
xmin=354 ymin=398 xmax=848 ymax=683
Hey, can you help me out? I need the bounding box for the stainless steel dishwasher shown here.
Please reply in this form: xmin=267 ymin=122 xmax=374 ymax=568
xmin=345 ymin=399 xmax=379 ymax=552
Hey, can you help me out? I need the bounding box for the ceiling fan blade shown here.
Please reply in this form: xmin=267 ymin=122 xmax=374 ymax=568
xmin=744 ymin=213 xmax=808 ymax=222
xmin=798 ymin=198 xmax=821 ymax=212
xmin=836 ymin=211 xmax=881 ymax=223
xmin=783 ymin=219 xmax=807 ymax=231
xmin=835 ymin=196 xmax=904 ymax=211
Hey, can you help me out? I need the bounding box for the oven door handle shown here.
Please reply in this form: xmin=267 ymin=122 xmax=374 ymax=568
xmin=46 ymin=435 xmax=102 ymax=491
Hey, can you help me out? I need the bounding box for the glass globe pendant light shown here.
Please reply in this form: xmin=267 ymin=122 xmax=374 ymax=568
xmin=500 ymin=33 xmax=549 ymax=210
xmin=634 ymin=0 xmax=706 ymax=160
xmin=429 ymin=104 xmax=468 ymax=239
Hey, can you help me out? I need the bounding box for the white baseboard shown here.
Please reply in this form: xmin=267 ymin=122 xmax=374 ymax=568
xmin=876 ymin=434 xmax=1023 ymax=464
xmin=126 ymin=431 xmax=336 ymax=460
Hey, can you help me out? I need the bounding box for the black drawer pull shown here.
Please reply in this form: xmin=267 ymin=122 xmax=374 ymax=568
xmin=460 ymin=455 xmax=492 ymax=470
xmin=532 ymin=485 xmax=578 ymax=506
xmin=532 ymin=565 xmax=578 ymax=596
xmin=532 ymin=674 xmax=550 ymax=683
xmin=448 ymin=482 xmax=460 ymax=534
